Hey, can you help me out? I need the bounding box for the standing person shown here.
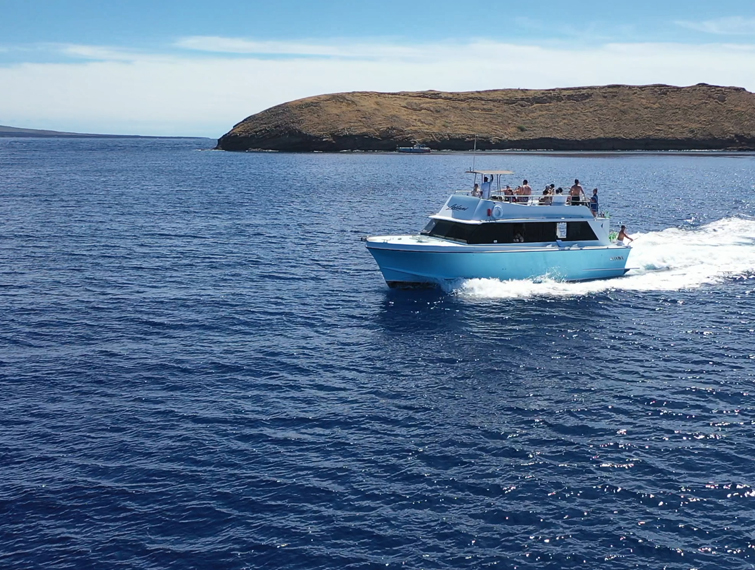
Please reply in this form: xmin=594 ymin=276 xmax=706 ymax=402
xmin=481 ymin=176 xmax=492 ymax=199
xmin=570 ymin=179 xmax=585 ymax=206
xmin=521 ymin=179 xmax=532 ymax=203
xmin=590 ymin=188 xmax=599 ymax=217
xmin=617 ymin=225 xmax=634 ymax=244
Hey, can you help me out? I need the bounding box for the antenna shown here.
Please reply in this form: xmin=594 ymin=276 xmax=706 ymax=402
xmin=472 ymin=134 xmax=477 ymax=171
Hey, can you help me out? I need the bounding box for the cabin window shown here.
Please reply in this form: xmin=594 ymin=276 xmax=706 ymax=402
xmin=424 ymin=220 xmax=596 ymax=244
xmin=566 ymin=221 xmax=598 ymax=241
xmin=424 ymin=220 xmax=474 ymax=243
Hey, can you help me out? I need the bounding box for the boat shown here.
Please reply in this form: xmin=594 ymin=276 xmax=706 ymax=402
xmin=365 ymin=170 xmax=631 ymax=288
xmin=397 ymin=143 xmax=432 ymax=153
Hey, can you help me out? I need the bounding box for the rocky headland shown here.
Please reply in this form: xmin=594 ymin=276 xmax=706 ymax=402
xmin=217 ymin=84 xmax=755 ymax=152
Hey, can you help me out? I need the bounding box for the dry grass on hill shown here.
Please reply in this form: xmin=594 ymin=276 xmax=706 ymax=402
xmin=217 ymin=84 xmax=755 ymax=151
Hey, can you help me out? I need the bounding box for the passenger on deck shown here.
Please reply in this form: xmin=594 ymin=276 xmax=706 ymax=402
xmin=481 ymin=176 xmax=492 ymax=199
xmin=521 ymin=179 xmax=532 ymax=203
xmin=503 ymin=185 xmax=514 ymax=202
xmin=539 ymin=189 xmax=552 ymax=205
xmin=471 ymin=183 xmax=481 ymax=197
xmin=617 ymin=225 xmax=634 ymax=244
xmin=552 ymin=187 xmax=567 ymax=205
xmin=590 ymin=188 xmax=599 ymax=217
xmin=569 ymin=179 xmax=585 ymax=206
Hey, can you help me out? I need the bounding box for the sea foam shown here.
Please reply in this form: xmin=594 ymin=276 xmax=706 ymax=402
xmin=450 ymin=217 xmax=755 ymax=299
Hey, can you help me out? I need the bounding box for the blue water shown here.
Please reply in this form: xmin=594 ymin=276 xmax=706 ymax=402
xmin=2 ymin=138 xmax=755 ymax=569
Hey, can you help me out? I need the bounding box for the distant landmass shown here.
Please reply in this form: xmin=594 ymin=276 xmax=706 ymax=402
xmin=0 ymin=125 xmax=208 ymax=139
xmin=217 ymin=84 xmax=755 ymax=152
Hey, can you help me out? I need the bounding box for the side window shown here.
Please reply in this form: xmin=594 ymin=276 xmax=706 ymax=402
xmin=566 ymin=222 xmax=598 ymax=241
xmin=469 ymin=223 xmax=511 ymax=244
xmin=519 ymin=222 xmax=557 ymax=242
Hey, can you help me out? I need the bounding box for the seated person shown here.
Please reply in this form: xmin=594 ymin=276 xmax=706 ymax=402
xmin=552 ymin=187 xmax=567 ymax=205
xmin=539 ymin=189 xmax=552 ymax=205
xmin=471 ymin=183 xmax=481 ymax=197
xmin=503 ymin=185 xmax=514 ymax=202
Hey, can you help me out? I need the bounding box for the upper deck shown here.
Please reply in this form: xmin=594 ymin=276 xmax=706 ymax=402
xmin=433 ymin=191 xmax=599 ymax=224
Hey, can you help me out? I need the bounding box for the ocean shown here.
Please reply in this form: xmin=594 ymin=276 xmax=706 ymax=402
xmin=1 ymin=137 xmax=754 ymax=569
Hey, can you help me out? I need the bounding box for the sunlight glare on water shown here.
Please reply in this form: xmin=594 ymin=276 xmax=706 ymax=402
xmin=1 ymin=140 xmax=754 ymax=570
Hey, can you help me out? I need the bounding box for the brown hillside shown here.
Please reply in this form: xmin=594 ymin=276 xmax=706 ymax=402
xmin=217 ymin=84 xmax=755 ymax=152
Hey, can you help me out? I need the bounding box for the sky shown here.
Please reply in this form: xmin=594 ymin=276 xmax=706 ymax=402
xmin=2 ymin=0 xmax=755 ymax=137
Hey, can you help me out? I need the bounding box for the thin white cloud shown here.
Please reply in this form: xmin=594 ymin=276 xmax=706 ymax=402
xmin=0 ymin=38 xmax=754 ymax=137
xmin=60 ymin=44 xmax=142 ymax=61
xmin=676 ymin=16 xmax=755 ymax=35
xmin=175 ymin=35 xmax=430 ymax=59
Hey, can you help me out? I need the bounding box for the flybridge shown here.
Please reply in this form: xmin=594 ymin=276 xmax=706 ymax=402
xmin=437 ymin=194 xmax=596 ymax=223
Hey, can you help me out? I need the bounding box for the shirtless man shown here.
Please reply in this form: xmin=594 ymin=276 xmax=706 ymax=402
xmin=570 ymin=179 xmax=585 ymax=206
xmin=617 ymin=225 xmax=634 ymax=244
xmin=519 ymin=179 xmax=532 ymax=203
xmin=522 ymin=179 xmax=532 ymax=197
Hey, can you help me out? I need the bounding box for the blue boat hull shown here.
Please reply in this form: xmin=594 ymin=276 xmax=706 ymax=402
xmin=367 ymin=244 xmax=630 ymax=287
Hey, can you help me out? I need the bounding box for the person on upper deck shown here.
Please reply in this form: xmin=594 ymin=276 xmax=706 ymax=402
xmin=590 ymin=188 xmax=599 ymax=217
xmin=503 ymin=185 xmax=514 ymax=202
xmin=521 ymin=180 xmax=532 ymax=203
xmin=552 ymin=187 xmax=567 ymax=205
xmin=539 ymin=189 xmax=552 ymax=205
xmin=481 ymin=176 xmax=492 ymax=199
xmin=569 ymin=179 xmax=585 ymax=206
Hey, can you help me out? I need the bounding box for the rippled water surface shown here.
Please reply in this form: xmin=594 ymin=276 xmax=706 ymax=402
xmin=2 ymin=138 xmax=755 ymax=569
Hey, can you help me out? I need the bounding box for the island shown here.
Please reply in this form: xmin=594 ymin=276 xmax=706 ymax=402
xmin=216 ymin=84 xmax=755 ymax=152
xmin=0 ymin=125 xmax=210 ymax=140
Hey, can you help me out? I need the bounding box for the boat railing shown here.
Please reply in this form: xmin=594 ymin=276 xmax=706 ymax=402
xmin=452 ymin=189 xmax=594 ymax=207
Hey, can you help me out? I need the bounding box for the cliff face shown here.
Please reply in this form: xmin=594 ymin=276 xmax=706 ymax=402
xmin=217 ymin=84 xmax=755 ymax=152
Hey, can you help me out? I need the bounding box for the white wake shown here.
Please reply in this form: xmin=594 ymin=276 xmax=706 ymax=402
xmin=450 ymin=217 xmax=755 ymax=299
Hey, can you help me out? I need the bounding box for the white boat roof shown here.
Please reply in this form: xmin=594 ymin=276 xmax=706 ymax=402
xmin=434 ymin=194 xmax=595 ymax=223
xmin=466 ymin=169 xmax=514 ymax=175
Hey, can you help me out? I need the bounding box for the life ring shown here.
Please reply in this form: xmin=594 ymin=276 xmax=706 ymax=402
xmin=492 ymin=204 xmax=504 ymax=219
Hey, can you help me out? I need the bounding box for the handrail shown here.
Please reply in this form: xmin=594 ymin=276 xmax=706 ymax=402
xmin=452 ymin=189 xmax=594 ymax=207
